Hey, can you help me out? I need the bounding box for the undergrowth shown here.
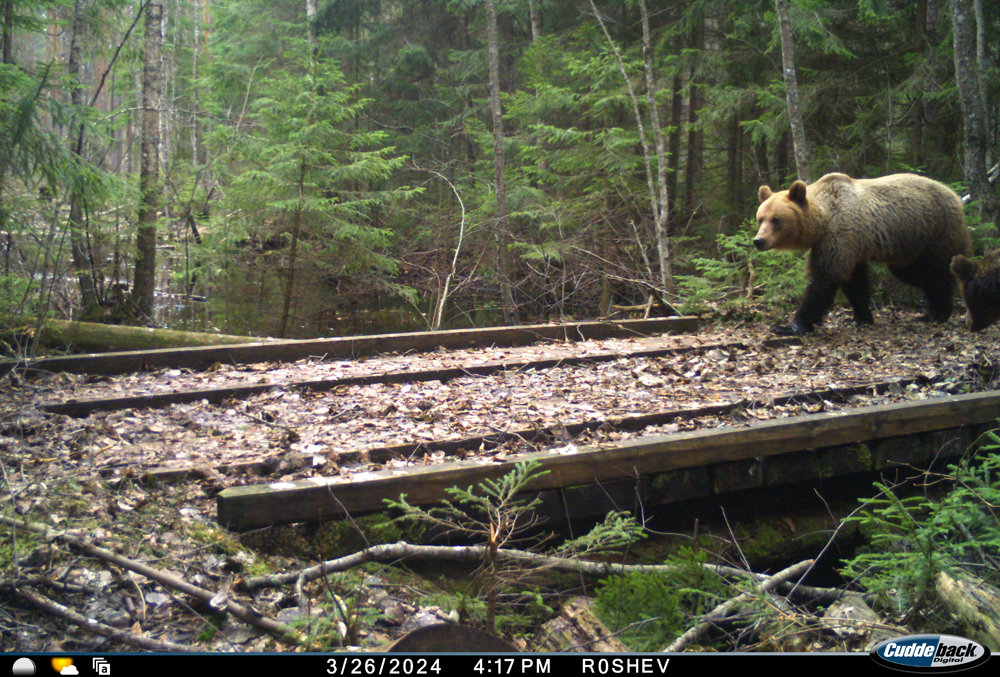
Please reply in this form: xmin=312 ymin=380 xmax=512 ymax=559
xmin=839 ymin=435 xmax=1000 ymax=626
xmin=591 ymin=547 xmax=729 ymax=652
xmin=676 ymin=230 xmax=806 ymax=316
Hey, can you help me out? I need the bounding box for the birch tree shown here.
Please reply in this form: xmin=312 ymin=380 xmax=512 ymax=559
xmin=775 ymin=0 xmax=811 ymax=183
xmin=590 ymin=0 xmax=675 ymax=304
xmin=639 ymin=0 xmax=672 ymax=296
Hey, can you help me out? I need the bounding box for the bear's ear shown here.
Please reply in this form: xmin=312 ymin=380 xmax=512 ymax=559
xmin=758 ymin=186 xmax=773 ymax=202
xmin=788 ymin=180 xmax=808 ymax=205
xmin=950 ymin=255 xmax=977 ymax=281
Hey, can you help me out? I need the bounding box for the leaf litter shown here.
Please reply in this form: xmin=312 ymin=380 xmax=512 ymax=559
xmin=2 ymin=308 xmax=999 ymax=651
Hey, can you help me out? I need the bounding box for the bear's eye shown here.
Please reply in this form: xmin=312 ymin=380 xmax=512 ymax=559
xmin=771 ymin=217 xmax=781 ymax=229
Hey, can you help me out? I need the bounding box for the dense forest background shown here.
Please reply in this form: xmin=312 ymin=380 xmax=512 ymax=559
xmin=1 ymin=0 xmax=999 ymax=341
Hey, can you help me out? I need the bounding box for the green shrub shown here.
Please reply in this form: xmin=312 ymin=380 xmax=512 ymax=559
xmin=677 ymin=230 xmax=806 ymax=315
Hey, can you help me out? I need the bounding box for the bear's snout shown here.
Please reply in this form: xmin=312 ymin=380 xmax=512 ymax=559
xmin=753 ymin=238 xmax=770 ymax=251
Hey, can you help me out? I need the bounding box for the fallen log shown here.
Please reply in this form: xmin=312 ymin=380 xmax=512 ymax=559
xmin=936 ymin=571 xmax=1000 ymax=651
xmin=5 ymin=318 xmax=267 ymax=355
xmin=2 ymin=316 xmax=698 ymax=376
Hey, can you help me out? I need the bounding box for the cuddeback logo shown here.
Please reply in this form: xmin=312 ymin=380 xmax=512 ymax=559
xmin=870 ymin=634 xmax=991 ymax=672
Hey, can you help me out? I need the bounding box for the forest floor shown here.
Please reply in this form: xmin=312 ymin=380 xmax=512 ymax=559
xmin=2 ymin=306 xmax=999 ymax=653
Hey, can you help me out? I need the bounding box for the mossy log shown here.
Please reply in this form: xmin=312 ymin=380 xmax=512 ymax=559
xmin=7 ymin=318 xmax=268 ymax=354
xmin=936 ymin=571 xmax=1000 ymax=651
xmin=533 ymin=597 xmax=629 ymax=652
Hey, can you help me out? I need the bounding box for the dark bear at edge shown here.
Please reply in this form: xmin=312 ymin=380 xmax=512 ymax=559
xmin=951 ymin=251 xmax=1000 ymax=332
xmin=753 ymin=172 xmax=971 ymax=336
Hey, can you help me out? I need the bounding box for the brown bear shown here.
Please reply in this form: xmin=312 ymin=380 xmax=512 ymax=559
xmin=951 ymin=251 xmax=1000 ymax=332
xmin=754 ymin=172 xmax=970 ymax=335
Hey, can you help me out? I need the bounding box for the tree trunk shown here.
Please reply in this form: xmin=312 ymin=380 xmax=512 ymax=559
xmin=775 ymin=0 xmax=811 ymax=183
xmin=951 ymin=0 xmax=999 ymax=233
xmin=667 ymin=55 xmax=682 ymax=232
xmin=133 ymin=1 xmax=163 ymax=322
xmin=639 ymin=0 xmax=672 ymax=296
xmin=590 ymin=1 xmax=664 ymax=302
xmin=190 ymin=0 xmax=203 ymax=169
xmin=936 ymin=571 xmax=1000 ymax=652
xmin=278 ymin=162 xmax=306 ymax=339
xmin=2 ymin=0 xmax=13 ymax=65
xmin=683 ymin=14 xmax=703 ymax=216
xmin=485 ymin=0 xmax=518 ymax=325
xmin=67 ymin=0 xmax=100 ymax=316
xmin=527 ymin=0 xmax=542 ymax=40
xmin=306 ymin=0 xmax=318 ymax=46
xmin=14 ymin=318 xmax=265 ymax=354
xmin=973 ymin=0 xmax=991 ymax=165
xmin=726 ymin=114 xmax=743 ymax=233
xmin=911 ymin=0 xmax=927 ymax=168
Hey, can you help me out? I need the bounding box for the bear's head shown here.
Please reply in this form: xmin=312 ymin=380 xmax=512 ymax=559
xmin=754 ymin=180 xmax=810 ymax=251
xmin=951 ymin=252 xmax=1000 ymax=332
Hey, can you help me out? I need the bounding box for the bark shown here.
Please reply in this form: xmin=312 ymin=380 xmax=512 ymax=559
xmin=133 ymin=1 xmax=163 ymax=322
xmin=911 ymin=0 xmax=927 ymax=168
xmin=527 ymin=0 xmax=542 ymax=40
xmin=2 ymin=0 xmax=13 ymax=64
xmin=667 ymin=56 xmax=682 ymax=232
xmin=776 ymin=0 xmax=811 ymax=183
xmin=535 ymin=597 xmax=630 ymax=652
xmin=190 ymin=0 xmax=203 ymax=168
xmin=277 ymin=162 xmax=305 ymax=338
xmin=726 ymin=114 xmax=743 ymax=233
xmin=973 ymin=0 xmax=989 ymax=158
xmin=485 ymin=0 xmax=518 ymax=324
xmin=67 ymin=0 xmax=99 ymax=316
xmin=683 ymin=17 xmax=703 ymax=215
xmin=159 ymin=1 xmax=172 ymax=183
xmin=639 ymin=0 xmax=672 ymax=296
xmin=14 ymin=318 xmax=264 ymax=353
xmin=951 ymin=0 xmax=999 ymax=232
xmin=936 ymin=571 xmax=1000 ymax=651
xmin=306 ymin=0 xmax=318 ymax=46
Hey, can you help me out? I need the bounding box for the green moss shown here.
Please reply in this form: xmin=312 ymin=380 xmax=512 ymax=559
xmin=240 ymin=525 xmax=313 ymax=558
xmin=854 ymin=443 xmax=873 ymax=469
xmin=313 ymin=514 xmax=421 ymax=559
xmin=192 ymin=526 xmax=243 ymax=555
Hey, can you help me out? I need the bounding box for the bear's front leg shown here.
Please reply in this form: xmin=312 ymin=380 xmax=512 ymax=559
xmin=781 ymin=280 xmax=838 ymax=335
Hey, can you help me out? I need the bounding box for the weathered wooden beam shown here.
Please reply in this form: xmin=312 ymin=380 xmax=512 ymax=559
xmin=216 ymin=389 xmax=1000 ymax=531
xmin=40 ymin=335 xmax=794 ymax=418
xmin=2 ymin=317 xmax=698 ymax=377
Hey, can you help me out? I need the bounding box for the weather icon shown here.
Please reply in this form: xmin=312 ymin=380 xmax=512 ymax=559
xmin=49 ymin=660 xmax=72 ymax=675
xmin=12 ymin=658 xmax=35 ymax=676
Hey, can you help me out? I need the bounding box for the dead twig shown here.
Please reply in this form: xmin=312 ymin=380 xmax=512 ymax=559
xmin=1 ymin=515 xmax=304 ymax=646
xmin=237 ymin=540 xmax=838 ymax=601
xmin=13 ymin=587 xmax=200 ymax=652
xmin=662 ymin=559 xmax=814 ymax=653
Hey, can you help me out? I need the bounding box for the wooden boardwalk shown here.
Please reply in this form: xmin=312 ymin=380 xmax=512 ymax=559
xmin=217 ymin=389 xmax=1000 ymax=531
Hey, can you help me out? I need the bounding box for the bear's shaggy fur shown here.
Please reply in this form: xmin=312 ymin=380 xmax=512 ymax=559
xmin=951 ymin=251 xmax=1000 ymax=332
xmin=754 ymin=172 xmax=971 ymax=335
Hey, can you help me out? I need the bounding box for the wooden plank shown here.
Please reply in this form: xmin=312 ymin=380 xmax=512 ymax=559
xmin=39 ymin=335 xmax=795 ymax=418
xmin=216 ymin=389 xmax=1000 ymax=530
xmin=3 ymin=317 xmax=698 ymax=377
